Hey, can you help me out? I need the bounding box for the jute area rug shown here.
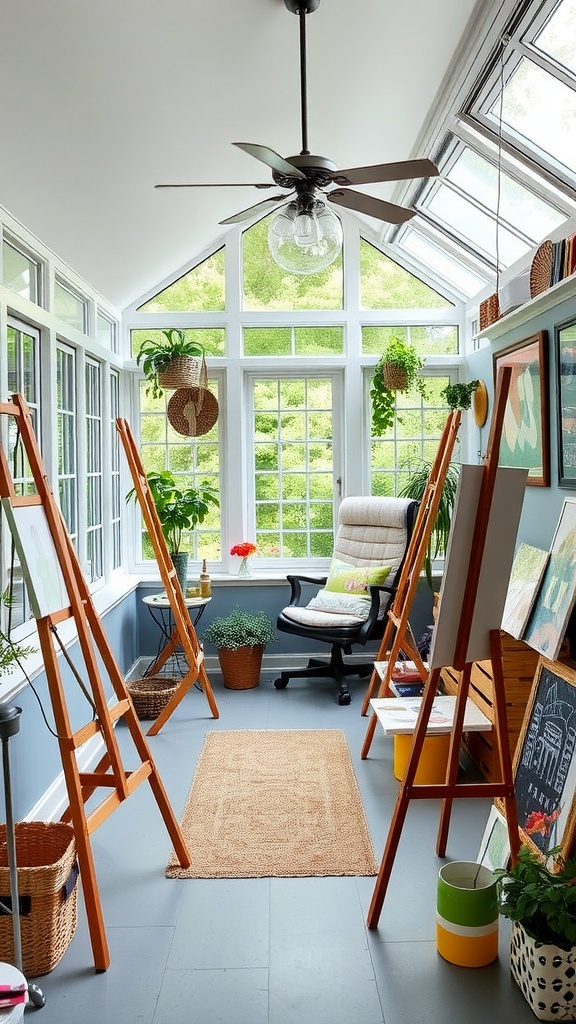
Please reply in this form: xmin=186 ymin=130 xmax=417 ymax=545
xmin=166 ymin=729 xmax=378 ymax=878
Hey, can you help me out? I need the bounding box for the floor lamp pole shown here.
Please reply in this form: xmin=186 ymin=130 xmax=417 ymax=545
xmin=0 ymin=705 xmax=45 ymax=1009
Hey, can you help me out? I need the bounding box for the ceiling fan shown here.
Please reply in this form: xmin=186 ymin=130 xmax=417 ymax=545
xmin=156 ymin=0 xmax=439 ymax=272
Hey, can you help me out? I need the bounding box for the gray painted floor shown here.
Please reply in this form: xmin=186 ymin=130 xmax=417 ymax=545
xmin=31 ymin=671 xmax=536 ymax=1023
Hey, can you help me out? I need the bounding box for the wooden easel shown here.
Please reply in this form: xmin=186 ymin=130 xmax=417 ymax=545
xmin=116 ymin=417 xmax=219 ymax=735
xmin=367 ymin=367 xmax=521 ymax=928
xmin=359 ymin=410 xmax=462 ymax=758
xmin=0 ymin=396 xmax=191 ymax=971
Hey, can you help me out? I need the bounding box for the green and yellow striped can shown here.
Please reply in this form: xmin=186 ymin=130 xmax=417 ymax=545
xmin=437 ymin=861 xmax=498 ymax=967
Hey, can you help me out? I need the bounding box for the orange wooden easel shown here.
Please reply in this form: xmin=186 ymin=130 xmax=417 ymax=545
xmin=366 ymin=367 xmax=522 ymax=928
xmin=0 ymin=395 xmax=191 ymax=970
xmin=360 ymin=410 xmax=462 ymax=758
xmin=116 ymin=417 xmax=219 ymax=735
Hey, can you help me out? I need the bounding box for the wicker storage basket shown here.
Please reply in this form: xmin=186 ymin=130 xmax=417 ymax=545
xmin=0 ymin=821 xmax=78 ymax=976
xmin=167 ymin=386 xmax=219 ymax=437
xmin=157 ymin=355 xmax=207 ymax=391
xmin=126 ymin=675 xmax=180 ymax=719
xmin=479 ymin=292 xmax=500 ymax=331
xmin=218 ymin=645 xmax=263 ymax=689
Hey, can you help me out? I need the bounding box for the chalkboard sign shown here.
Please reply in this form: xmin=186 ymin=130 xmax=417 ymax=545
xmin=513 ymin=657 xmax=576 ymax=861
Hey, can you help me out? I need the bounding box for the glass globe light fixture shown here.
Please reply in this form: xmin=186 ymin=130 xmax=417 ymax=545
xmin=268 ymin=198 xmax=343 ymax=275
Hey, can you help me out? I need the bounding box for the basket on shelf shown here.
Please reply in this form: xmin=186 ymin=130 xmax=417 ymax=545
xmin=0 ymin=820 xmax=78 ymax=976
xmin=157 ymin=354 xmax=208 ymax=391
xmin=479 ymin=292 xmax=501 ymax=331
xmin=126 ymin=675 xmax=180 ymax=719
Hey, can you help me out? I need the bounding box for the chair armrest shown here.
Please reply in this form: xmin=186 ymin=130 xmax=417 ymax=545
xmin=356 ymin=583 xmax=392 ymax=642
xmin=285 ymin=574 xmax=328 ymax=606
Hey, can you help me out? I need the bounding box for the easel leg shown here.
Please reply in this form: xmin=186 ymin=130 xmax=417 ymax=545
xmin=489 ymin=629 xmax=520 ymax=861
xmin=436 ymin=662 xmax=472 ymax=856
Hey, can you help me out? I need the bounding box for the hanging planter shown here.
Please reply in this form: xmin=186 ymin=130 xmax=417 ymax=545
xmin=371 ymin=337 xmax=427 ymax=435
xmin=136 ymin=329 xmax=206 ymax=399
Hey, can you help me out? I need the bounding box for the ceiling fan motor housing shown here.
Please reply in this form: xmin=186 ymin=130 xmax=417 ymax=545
xmin=272 ymin=153 xmax=337 ymax=190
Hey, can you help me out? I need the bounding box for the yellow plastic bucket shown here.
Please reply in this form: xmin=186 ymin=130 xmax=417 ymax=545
xmin=393 ymin=733 xmax=451 ymax=784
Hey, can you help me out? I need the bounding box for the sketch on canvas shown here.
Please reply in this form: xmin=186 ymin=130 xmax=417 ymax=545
xmin=501 ymin=543 xmax=549 ymax=640
xmin=523 ymin=499 xmax=576 ymax=660
xmin=477 ymin=805 xmax=510 ymax=872
xmin=2 ymin=499 xmax=69 ymax=619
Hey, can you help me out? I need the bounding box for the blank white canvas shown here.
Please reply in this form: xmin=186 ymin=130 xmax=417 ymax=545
xmin=429 ymin=464 xmax=527 ymax=669
xmin=2 ymin=498 xmax=69 ymax=618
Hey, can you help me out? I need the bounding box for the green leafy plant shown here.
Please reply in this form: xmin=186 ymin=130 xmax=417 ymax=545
xmin=370 ymin=337 xmax=427 ymax=435
xmin=202 ymin=607 xmax=278 ymax=651
xmin=398 ymin=459 xmax=460 ymax=589
xmin=127 ymin=470 xmax=219 ymax=554
xmin=0 ymin=588 xmax=37 ymax=676
xmin=441 ymin=380 xmax=480 ymax=410
xmin=495 ymin=845 xmax=576 ymax=951
xmin=136 ymin=329 xmax=205 ymax=399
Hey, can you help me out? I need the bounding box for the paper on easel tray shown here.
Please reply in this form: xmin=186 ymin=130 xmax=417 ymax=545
xmin=374 ymin=660 xmax=427 ymax=682
xmin=369 ymin=695 xmax=492 ymax=735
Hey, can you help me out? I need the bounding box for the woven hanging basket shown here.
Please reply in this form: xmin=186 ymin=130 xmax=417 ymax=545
xmin=382 ymin=362 xmax=409 ymax=391
xmin=218 ymin=645 xmax=263 ymax=689
xmin=126 ymin=675 xmax=180 ymax=719
xmin=167 ymin=386 xmax=219 ymax=437
xmin=0 ymin=821 xmax=78 ymax=976
xmin=157 ymin=354 xmax=208 ymax=391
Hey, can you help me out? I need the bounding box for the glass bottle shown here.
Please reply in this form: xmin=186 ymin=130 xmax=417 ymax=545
xmin=199 ymin=558 xmax=212 ymax=598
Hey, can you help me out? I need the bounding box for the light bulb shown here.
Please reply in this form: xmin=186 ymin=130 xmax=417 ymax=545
xmin=268 ymin=199 xmax=342 ymax=275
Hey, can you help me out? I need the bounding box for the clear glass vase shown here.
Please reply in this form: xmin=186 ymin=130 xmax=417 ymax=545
xmin=238 ymin=556 xmax=252 ymax=578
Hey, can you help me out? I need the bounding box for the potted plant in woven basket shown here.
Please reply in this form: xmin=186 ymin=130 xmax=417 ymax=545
xmin=370 ymin=337 xmax=427 ymax=435
xmin=495 ymin=845 xmax=576 ymax=1020
xmin=136 ymin=329 xmax=206 ymax=399
xmin=127 ymin=470 xmax=219 ymax=594
xmin=202 ymin=606 xmax=278 ymax=689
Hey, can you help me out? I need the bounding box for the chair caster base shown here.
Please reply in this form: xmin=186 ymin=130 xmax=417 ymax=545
xmin=337 ymin=690 xmax=351 ymax=706
xmin=274 ymin=677 xmax=289 ymax=690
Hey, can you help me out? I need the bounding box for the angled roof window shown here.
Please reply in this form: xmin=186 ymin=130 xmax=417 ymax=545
xmin=398 ymin=226 xmax=491 ymax=298
xmin=137 ymin=247 xmax=225 ymax=312
xmin=532 ymin=0 xmax=576 ymax=77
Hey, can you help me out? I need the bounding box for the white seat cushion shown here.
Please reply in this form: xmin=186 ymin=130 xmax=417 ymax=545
xmin=281 ymin=604 xmax=367 ymax=628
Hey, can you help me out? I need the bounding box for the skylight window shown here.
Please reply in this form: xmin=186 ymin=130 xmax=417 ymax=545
xmin=399 ymin=228 xmax=490 ymax=297
xmin=424 ymin=184 xmax=530 ymax=266
xmin=488 ymin=57 xmax=576 ymax=176
xmin=533 ymin=0 xmax=576 ymax=76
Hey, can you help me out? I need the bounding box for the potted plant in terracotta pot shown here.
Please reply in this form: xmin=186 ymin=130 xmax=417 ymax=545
xmin=370 ymin=337 xmax=427 ymax=435
xmin=202 ymin=606 xmax=278 ymax=689
xmin=136 ymin=329 xmax=206 ymax=399
xmin=495 ymin=844 xmax=576 ymax=1020
xmin=127 ymin=470 xmax=219 ymax=593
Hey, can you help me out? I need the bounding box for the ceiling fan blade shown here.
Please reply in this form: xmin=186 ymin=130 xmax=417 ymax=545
xmin=219 ymin=194 xmax=288 ymax=225
xmin=328 ymin=189 xmax=416 ymax=225
xmin=332 ymin=158 xmax=439 ymax=187
xmin=155 ymin=182 xmax=276 ymax=189
xmin=233 ymin=142 xmax=306 ymax=180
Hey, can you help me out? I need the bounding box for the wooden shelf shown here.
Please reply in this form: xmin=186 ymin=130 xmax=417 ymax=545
xmin=440 ymin=631 xmax=539 ymax=782
xmin=476 ymin=273 xmax=576 ymax=344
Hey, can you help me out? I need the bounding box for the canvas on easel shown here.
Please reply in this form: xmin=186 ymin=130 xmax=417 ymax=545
xmin=366 ymin=365 xmax=527 ymax=930
xmin=0 ymin=395 xmax=191 ymax=972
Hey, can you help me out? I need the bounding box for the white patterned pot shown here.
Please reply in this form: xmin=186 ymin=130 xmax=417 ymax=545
xmin=510 ymin=920 xmax=576 ymax=1020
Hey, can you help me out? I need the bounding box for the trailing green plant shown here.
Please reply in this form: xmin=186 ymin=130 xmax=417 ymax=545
xmin=370 ymin=337 xmax=427 ymax=435
xmin=495 ymin=845 xmax=576 ymax=951
xmin=0 ymin=588 xmax=36 ymax=676
xmin=398 ymin=459 xmax=460 ymax=589
xmin=202 ymin=606 xmax=278 ymax=651
xmin=441 ymin=380 xmax=480 ymax=410
xmin=126 ymin=470 xmax=219 ymax=554
xmin=136 ymin=328 xmax=205 ymax=399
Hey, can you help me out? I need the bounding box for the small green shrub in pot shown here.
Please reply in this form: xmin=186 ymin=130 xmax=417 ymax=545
xmin=202 ymin=607 xmax=278 ymax=651
xmin=441 ymin=380 xmax=480 ymax=411
xmin=495 ymin=844 xmax=576 ymax=951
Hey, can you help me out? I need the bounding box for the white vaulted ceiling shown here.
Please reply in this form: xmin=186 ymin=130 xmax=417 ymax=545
xmin=0 ymin=0 xmax=489 ymax=309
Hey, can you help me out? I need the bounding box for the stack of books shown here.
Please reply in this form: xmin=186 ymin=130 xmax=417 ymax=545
xmin=374 ymin=660 xmax=428 ymax=698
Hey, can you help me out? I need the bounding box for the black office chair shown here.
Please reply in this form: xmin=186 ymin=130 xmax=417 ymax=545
xmin=275 ymin=496 xmax=418 ymax=704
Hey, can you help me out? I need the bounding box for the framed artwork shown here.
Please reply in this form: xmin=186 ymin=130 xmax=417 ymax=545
xmin=477 ymin=805 xmax=510 ymax=872
xmin=493 ymin=331 xmax=549 ymax=487
xmin=501 ymin=543 xmax=549 ymax=640
xmin=556 ymin=317 xmax=576 ymax=487
xmin=512 ymin=658 xmax=576 ymax=863
xmin=523 ymin=499 xmax=576 ymax=661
